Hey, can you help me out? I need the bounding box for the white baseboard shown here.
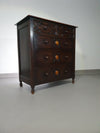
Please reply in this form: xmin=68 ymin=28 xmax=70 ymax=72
xmin=76 ymin=69 xmax=100 ymax=75
xmin=0 ymin=73 xmax=18 ymax=78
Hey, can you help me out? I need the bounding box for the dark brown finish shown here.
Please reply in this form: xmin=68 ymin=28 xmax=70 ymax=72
xmin=72 ymin=79 xmax=75 ymax=84
xmin=16 ymin=15 xmax=77 ymax=94
xmin=31 ymin=87 xmax=35 ymax=94
xmin=20 ymin=81 xmax=23 ymax=87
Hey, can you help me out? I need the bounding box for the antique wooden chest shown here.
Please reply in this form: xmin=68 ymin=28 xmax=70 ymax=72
xmin=16 ymin=15 xmax=77 ymax=94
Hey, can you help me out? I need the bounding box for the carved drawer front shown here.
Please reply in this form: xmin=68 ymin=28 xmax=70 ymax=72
xmin=33 ymin=19 xmax=56 ymax=35
xmin=53 ymin=51 xmax=73 ymax=63
xmin=61 ymin=52 xmax=72 ymax=63
xmin=35 ymin=36 xmax=61 ymax=49
xmin=34 ymin=35 xmax=74 ymax=49
xmin=34 ymin=35 xmax=53 ymax=48
xmin=36 ymin=65 xmax=72 ymax=84
xmin=35 ymin=50 xmax=53 ymax=65
xmin=61 ymin=38 xmax=74 ymax=48
xmin=61 ymin=65 xmax=73 ymax=79
xmin=35 ymin=50 xmax=72 ymax=66
xmin=57 ymin=24 xmax=74 ymax=38
xmin=53 ymin=38 xmax=73 ymax=49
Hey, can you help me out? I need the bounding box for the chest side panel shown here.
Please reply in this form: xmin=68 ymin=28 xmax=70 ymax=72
xmin=17 ymin=21 xmax=31 ymax=79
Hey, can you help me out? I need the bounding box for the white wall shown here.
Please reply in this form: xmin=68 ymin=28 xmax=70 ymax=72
xmin=0 ymin=0 xmax=100 ymax=73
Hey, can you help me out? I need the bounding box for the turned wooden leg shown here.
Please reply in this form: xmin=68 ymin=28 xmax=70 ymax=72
xmin=72 ymin=78 xmax=75 ymax=84
xmin=20 ymin=81 xmax=23 ymax=87
xmin=31 ymin=86 xmax=35 ymax=94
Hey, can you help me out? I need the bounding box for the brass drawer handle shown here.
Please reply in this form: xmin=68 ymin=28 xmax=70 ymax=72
xmin=44 ymin=72 xmax=49 ymax=76
xmin=44 ymin=56 xmax=49 ymax=59
xmin=65 ymin=70 xmax=68 ymax=73
xmin=65 ymin=30 xmax=68 ymax=33
xmin=55 ymin=55 xmax=59 ymax=60
xmin=55 ymin=40 xmax=59 ymax=46
xmin=55 ymin=70 xmax=59 ymax=76
xmin=64 ymin=42 xmax=68 ymax=45
xmin=43 ymin=26 xmax=47 ymax=30
xmin=65 ymin=56 xmax=69 ymax=59
xmin=44 ymin=40 xmax=49 ymax=44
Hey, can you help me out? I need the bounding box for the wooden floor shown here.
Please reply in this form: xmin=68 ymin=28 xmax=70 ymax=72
xmin=0 ymin=74 xmax=100 ymax=133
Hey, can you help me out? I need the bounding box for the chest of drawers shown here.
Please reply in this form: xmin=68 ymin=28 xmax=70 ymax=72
xmin=16 ymin=15 xmax=77 ymax=94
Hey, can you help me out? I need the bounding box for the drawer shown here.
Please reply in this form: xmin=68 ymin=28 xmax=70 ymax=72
xmin=35 ymin=65 xmax=73 ymax=84
xmin=61 ymin=52 xmax=73 ymax=63
xmin=34 ymin=35 xmax=53 ymax=49
xmin=57 ymin=24 xmax=74 ymax=38
xmin=35 ymin=50 xmax=73 ymax=66
xmin=35 ymin=50 xmax=53 ymax=65
xmin=34 ymin=35 xmax=73 ymax=49
xmin=33 ymin=19 xmax=56 ymax=35
xmin=33 ymin=19 xmax=74 ymax=38
xmin=54 ymin=38 xmax=74 ymax=49
xmin=61 ymin=38 xmax=74 ymax=48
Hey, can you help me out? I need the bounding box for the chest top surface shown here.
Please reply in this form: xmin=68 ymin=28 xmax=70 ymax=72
xmin=16 ymin=15 xmax=77 ymax=28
